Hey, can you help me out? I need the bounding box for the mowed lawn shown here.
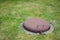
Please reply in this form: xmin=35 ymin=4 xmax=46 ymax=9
xmin=0 ymin=0 xmax=60 ymax=40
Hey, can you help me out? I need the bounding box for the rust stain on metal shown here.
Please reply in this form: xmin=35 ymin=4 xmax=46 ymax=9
xmin=23 ymin=18 xmax=51 ymax=33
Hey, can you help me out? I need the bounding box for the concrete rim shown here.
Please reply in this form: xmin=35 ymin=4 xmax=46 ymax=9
xmin=20 ymin=23 xmax=54 ymax=35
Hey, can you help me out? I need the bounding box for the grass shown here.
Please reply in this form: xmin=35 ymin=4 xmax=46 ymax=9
xmin=0 ymin=0 xmax=60 ymax=40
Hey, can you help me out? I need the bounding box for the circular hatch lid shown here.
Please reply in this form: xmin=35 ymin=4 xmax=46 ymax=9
xmin=23 ymin=18 xmax=51 ymax=33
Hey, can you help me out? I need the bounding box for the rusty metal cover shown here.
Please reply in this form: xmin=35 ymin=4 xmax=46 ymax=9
xmin=23 ymin=18 xmax=51 ymax=33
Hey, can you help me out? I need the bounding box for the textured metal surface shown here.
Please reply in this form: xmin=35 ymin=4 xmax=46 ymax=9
xmin=23 ymin=18 xmax=51 ymax=33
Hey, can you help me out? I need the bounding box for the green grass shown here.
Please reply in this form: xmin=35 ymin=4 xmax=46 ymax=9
xmin=0 ymin=0 xmax=60 ymax=40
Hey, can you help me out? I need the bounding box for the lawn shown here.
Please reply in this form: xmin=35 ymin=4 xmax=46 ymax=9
xmin=0 ymin=0 xmax=60 ymax=40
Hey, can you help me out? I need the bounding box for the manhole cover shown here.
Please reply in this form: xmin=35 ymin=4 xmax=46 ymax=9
xmin=21 ymin=18 xmax=54 ymax=35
